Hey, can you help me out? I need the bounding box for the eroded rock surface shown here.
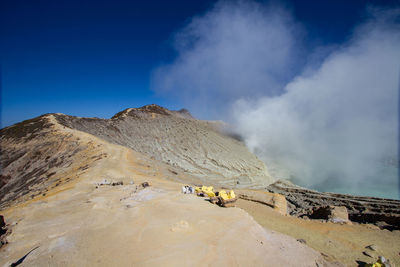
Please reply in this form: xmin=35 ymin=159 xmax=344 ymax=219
xmin=52 ymin=104 xmax=273 ymax=188
xmin=310 ymin=206 xmax=351 ymax=224
xmin=0 ymin=105 xmax=273 ymax=209
xmin=236 ymin=189 xmax=288 ymax=215
xmin=267 ymin=180 xmax=400 ymax=230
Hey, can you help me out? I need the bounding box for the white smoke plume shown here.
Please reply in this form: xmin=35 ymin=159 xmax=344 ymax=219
xmin=152 ymin=1 xmax=303 ymax=118
xmin=152 ymin=1 xmax=400 ymax=199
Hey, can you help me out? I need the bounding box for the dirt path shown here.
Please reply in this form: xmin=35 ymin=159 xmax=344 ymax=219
xmin=0 ymin=142 xmax=335 ymax=266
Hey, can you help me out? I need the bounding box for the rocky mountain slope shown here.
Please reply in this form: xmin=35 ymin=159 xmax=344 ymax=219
xmin=1 ymin=104 xmax=399 ymax=266
xmin=0 ymin=104 xmax=272 ymax=209
xmin=0 ymin=138 xmax=335 ymax=266
xmin=0 ymin=114 xmax=107 ymax=209
xmin=52 ymin=104 xmax=273 ymax=188
xmin=0 ymin=112 xmax=335 ymax=266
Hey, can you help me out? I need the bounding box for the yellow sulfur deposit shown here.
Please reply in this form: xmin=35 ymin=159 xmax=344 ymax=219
xmin=195 ymin=186 xmax=215 ymax=197
xmin=219 ymin=190 xmax=236 ymax=200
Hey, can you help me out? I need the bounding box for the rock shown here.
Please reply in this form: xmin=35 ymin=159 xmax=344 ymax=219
xmin=365 ymin=244 xmax=377 ymax=251
xmin=98 ymin=179 xmax=111 ymax=186
xmin=209 ymin=197 xmax=219 ymax=204
xmin=267 ymin=180 xmax=400 ymax=230
xmin=237 ymin=190 xmax=288 ymax=215
xmin=0 ymin=215 xmax=5 ymax=230
xmin=272 ymin=193 xmax=288 ymax=215
xmin=329 ymin=206 xmax=351 ymax=224
xmin=218 ymin=197 xmax=237 ymax=208
xmin=363 ymin=250 xmax=374 ymax=258
xmin=297 ymin=238 xmax=307 ymax=244
xmin=0 ymin=215 xmax=9 ymax=248
xmin=365 ymin=256 xmax=393 ymax=267
xmin=169 ymin=169 xmax=178 ymax=175
xmin=378 ymin=256 xmax=392 ymax=267
xmin=375 ymin=221 xmax=393 ymax=230
xmin=97 ymin=180 xmax=123 ymax=186
xmin=362 ymin=224 xmax=381 ymax=230
xmin=310 ymin=206 xmax=351 ymax=224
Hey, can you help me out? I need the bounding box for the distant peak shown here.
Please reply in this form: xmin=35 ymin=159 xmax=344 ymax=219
xmin=137 ymin=104 xmax=170 ymax=115
xmin=111 ymin=104 xmax=195 ymax=120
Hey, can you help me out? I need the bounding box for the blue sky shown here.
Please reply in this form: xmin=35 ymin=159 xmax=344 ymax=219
xmin=1 ymin=0 xmax=398 ymax=127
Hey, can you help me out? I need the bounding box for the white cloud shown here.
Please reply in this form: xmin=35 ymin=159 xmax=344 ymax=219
xmin=152 ymin=2 xmax=400 ymax=198
xmin=152 ymin=0 xmax=302 ymax=118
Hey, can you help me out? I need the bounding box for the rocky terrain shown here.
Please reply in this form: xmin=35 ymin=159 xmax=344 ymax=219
xmin=53 ymin=104 xmax=273 ymax=189
xmin=0 ymin=117 xmax=335 ymax=266
xmin=0 ymin=105 xmax=272 ymax=210
xmin=267 ymin=180 xmax=400 ymax=231
xmin=0 ymin=104 xmax=399 ymax=266
xmin=236 ymin=197 xmax=400 ymax=266
xmin=0 ymin=114 xmax=107 ymax=209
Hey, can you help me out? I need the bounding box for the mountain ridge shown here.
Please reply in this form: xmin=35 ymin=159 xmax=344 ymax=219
xmin=0 ymin=105 xmax=273 ymax=209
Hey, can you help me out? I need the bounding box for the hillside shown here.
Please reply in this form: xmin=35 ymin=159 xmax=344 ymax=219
xmin=52 ymin=104 xmax=273 ymax=188
xmin=0 ymin=114 xmax=107 ymax=209
xmin=0 ymin=104 xmax=272 ymax=209
xmin=0 ymin=109 xmax=334 ymax=266
xmin=1 ymin=105 xmax=399 ymax=266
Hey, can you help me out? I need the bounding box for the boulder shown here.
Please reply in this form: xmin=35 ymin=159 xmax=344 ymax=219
xmin=267 ymin=180 xmax=400 ymax=230
xmin=310 ymin=206 xmax=351 ymax=224
xmin=0 ymin=215 xmax=9 ymax=248
xmin=365 ymin=244 xmax=377 ymax=251
xmin=0 ymin=215 xmax=6 ymax=235
xmin=271 ymin=193 xmax=287 ymax=215
xmin=237 ymin=190 xmax=287 ymax=215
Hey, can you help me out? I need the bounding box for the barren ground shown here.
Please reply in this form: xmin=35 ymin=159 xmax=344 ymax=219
xmin=236 ymin=198 xmax=400 ymax=266
xmin=1 ymin=111 xmax=398 ymax=266
xmin=0 ymin=133 xmax=334 ymax=266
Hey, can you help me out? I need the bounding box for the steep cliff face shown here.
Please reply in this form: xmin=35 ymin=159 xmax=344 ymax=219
xmin=53 ymin=104 xmax=273 ymax=188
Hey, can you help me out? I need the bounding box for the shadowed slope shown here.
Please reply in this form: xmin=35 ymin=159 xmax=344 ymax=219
xmin=0 ymin=115 xmax=106 ymax=209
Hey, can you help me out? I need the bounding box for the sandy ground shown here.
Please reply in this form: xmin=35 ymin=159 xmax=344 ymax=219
xmin=0 ymin=139 xmax=333 ymax=266
xmin=236 ymin=199 xmax=400 ymax=266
